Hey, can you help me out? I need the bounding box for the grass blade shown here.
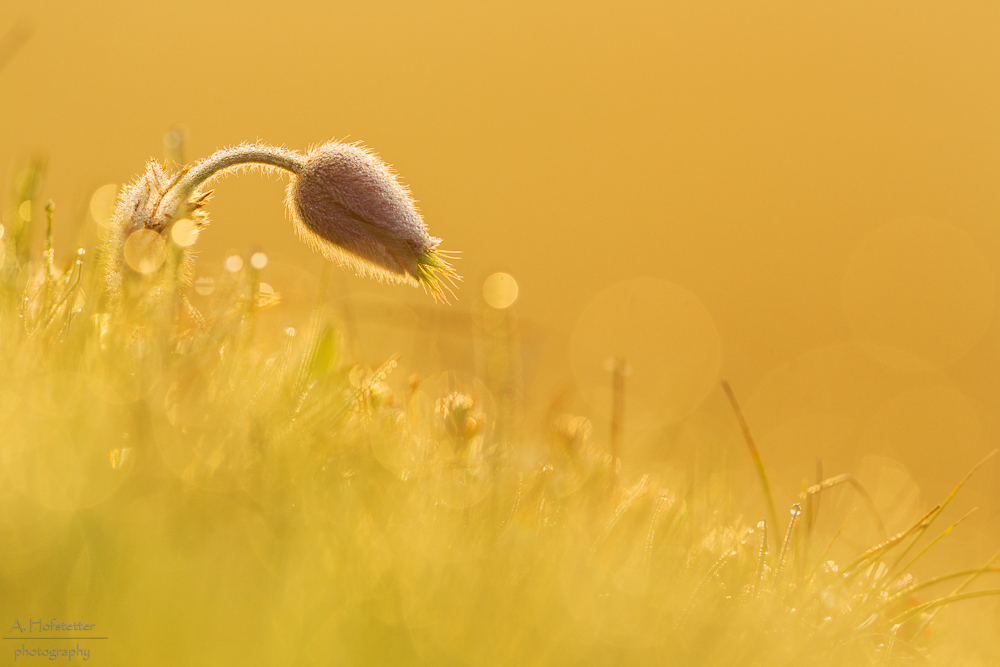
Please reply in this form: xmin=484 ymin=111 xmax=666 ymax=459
xmin=722 ymin=380 xmax=779 ymax=549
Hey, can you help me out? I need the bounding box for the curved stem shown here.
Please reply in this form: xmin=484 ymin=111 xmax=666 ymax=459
xmin=169 ymin=144 xmax=306 ymax=210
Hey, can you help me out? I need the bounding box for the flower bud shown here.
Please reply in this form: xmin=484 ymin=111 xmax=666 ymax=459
xmin=287 ymin=142 xmax=457 ymax=300
xmin=104 ymin=141 xmax=458 ymax=303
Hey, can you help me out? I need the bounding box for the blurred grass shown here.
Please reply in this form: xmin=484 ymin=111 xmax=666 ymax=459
xmin=0 ymin=159 xmax=997 ymax=666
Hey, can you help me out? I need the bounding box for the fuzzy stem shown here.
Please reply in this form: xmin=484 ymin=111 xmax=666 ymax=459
xmin=168 ymin=145 xmax=305 ymax=211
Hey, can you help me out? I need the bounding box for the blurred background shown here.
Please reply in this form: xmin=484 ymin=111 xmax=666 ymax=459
xmin=2 ymin=0 xmax=999 ymax=565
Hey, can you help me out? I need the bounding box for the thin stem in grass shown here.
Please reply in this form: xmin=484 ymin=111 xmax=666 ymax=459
xmin=877 ymin=566 xmax=1000 ymax=612
xmin=592 ymin=475 xmax=648 ymax=553
xmin=643 ymin=494 xmax=672 ymax=576
xmin=749 ymin=520 xmax=768 ymax=602
xmin=800 ymin=473 xmax=887 ymax=541
xmin=807 ymin=508 xmax=856 ymax=579
xmin=722 ymin=380 xmax=779 ymax=550
xmin=877 ymin=625 xmax=898 ymax=667
xmin=771 ymin=503 xmax=801 ymax=594
xmin=43 ymin=200 xmax=55 ymax=279
xmin=806 ymin=458 xmax=822 ymax=537
xmin=841 ymin=505 xmax=940 ymax=578
xmin=609 ymin=356 xmax=628 ymax=488
xmin=887 ymin=449 xmax=996 ymax=576
xmin=892 ymin=589 xmax=1000 ymax=626
xmin=23 ymin=200 xmax=86 ymax=336
xmin=38 ymin=248 xmax=85 ymax=334
xmin=891 ymin=508 xmax=977 ymax=578
xmin=677 ymin=547 xmax=738 ymax=630
xmin=910 ymin=546 xmax=1000 ymax=638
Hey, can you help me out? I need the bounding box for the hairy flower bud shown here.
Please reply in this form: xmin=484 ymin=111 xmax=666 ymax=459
xmin=287 ymin=142 xmax=457 ymax=299
xmin=104 ymin=141 xmax=458 ymax=302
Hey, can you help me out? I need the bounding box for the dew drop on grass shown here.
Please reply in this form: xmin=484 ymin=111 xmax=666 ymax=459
xmin=251 ymin=252 xmax=268 ymax=270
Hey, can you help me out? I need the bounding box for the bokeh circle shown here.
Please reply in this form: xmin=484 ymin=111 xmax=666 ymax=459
xmin=570 ymin=278 xmax=722 ymax=430
xmin=842 ymin=218 xmax=994 ymax=371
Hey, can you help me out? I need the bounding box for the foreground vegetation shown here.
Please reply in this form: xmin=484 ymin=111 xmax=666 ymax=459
xmin=0 ymin=153 xmax=996 ymax=665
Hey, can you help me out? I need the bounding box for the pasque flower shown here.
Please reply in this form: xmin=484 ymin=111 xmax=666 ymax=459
xmin=104 ymin=141 xmax=458 ymax=301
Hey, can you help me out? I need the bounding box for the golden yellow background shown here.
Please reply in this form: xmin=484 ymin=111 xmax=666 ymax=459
xmin=3 ymin=1 xmax=999 ymax=561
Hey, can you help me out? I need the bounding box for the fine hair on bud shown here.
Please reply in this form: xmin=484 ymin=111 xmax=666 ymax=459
xmin=103 ymin=140 xmax=459 ymax=303
xmin=287 ymin=142 xmax=458 ymax=301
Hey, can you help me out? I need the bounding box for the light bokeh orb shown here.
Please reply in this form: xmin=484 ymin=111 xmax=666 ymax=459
xmin=194 ymin=276 xmax=215 ymax=296
xmin=842 ymin=218 xmax=994 ymax=371
xmin=571 ymin=278 xmax=722 ymax=430
xmin=224 ymin=255 xmax=244 ymax=273
xmin=483 ymin=272 xmax=518 ymax=309
xmin=170 ymin=218 xmax=199 ymax=247
xmin=857 ymin=383 xmax=988 ymax=499
xmin=123 ymin=229 xmax=167 ymax=274
xmin=89 ymin=183 xmax=118 ymax=228
xmin=251 ymin=252 xmax=269 ymax=270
